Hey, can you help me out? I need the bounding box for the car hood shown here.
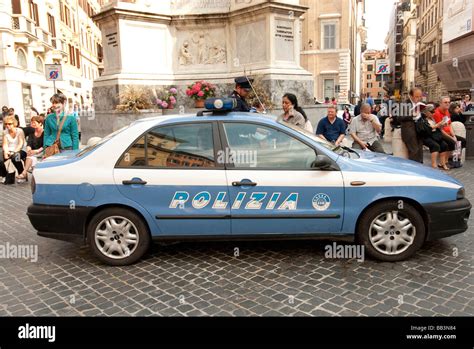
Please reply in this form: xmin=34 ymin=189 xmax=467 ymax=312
xmin=338 ymin=150 xmax=463 ymax=187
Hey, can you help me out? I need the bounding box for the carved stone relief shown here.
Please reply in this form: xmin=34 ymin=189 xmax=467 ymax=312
xmin=177 ymin=30 xmax=227 ymax=66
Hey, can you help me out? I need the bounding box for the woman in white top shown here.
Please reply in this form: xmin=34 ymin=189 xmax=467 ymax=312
xmin=0 ymin=115 xmax=26 ymax=178
xmin=279 ymin=93 xmax=313 ymax=132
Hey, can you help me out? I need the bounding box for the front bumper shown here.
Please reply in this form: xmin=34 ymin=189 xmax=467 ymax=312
xmin=27 ymin=204 xmax=94 ymax=243
xmin=423 ymin=198 xmax=471 ymax=241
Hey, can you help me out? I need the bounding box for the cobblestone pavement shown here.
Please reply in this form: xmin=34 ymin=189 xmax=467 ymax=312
xmin=0 ymin=151 xmax=473 ymax=317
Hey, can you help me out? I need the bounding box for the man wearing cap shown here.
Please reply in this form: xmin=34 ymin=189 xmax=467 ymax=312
xmin=229 ymin=77 xmax=253 ymax=112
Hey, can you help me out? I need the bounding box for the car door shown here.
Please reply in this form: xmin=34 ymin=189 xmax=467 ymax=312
xmin=113 ymin=121 xmax=230 ymax=237
xmin=220 ymin=121 xmax=344 ymax=236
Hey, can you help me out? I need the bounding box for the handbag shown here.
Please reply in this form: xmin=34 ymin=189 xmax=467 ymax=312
xmin=3 ymin=159 xmax=15 ymax=185
xmin=44 ymin=115 xmax=67 ymax=159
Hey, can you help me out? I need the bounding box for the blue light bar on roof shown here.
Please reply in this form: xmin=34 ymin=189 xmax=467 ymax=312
xmin=205 ymin=98 xmax=237 ymax=111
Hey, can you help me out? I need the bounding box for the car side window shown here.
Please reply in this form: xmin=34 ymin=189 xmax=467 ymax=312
xmin=117 ymin=123 xmax=216 ymax=168
xmin=222 ymin=123 xmax=317 ymax=169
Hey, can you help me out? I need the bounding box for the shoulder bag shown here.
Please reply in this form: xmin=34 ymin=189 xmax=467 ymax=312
xmin=44 ymin=115 xmax=67 ymax=159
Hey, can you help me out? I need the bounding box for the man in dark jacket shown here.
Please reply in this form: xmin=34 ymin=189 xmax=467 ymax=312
xmin=394 ymin=87 xmax=424 ymax=163
xmin=229 ymin=77 xmax=253 ymax=112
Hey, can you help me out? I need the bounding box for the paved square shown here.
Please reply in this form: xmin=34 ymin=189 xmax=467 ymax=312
xmin=0 ymin=154 xmax=473 ymax=316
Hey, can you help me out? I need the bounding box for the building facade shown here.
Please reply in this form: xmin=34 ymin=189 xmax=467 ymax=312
xmin=413 ymin=0 xmax=447 ymax=101
xmin=361 ymin=50 xmax=387 ymax=100
xmin=384 ymin=1 xmax=405 ymax=98
xmin=400 ymin=0 xmax=417 ymax=97
xmin=0 ymin=0 xmax=103 ymax=125
xmin=433 ymin=0 xmax=474 ymax=98
xmin=300 ymin=0 xmax=366 ymax=104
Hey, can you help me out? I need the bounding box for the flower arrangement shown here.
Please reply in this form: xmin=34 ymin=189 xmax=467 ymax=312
xmin=186 ymin=80 xmax=216 ymax=100
xmin=156 ymin=87 xmax=178 ymax=109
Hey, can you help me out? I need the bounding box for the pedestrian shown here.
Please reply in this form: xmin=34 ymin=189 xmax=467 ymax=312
xmin=393 ymin=87 xmax=424 ymax=163
xmin=278 ymin=93 xmax=307 ymax=130
xmin=433 ymin=96 xmax=466 ymax=164
xmin=229 ymin=76 xmax=253 ymax=112
xmin=44 ymin=93 xmax=79 ymax=153
xmin=0 ymin=115 xmax=26 ymax=181
xmin=1 ymin=106 xmax=8 ymax=121
xmin=378 ymin=95 xmax=391 ymax=137
xmin=331 ymin=97 xmax=337 ymax=106
xmin=8 ymin=108 xmax=20 ymax=126
xmin=324 ymin=97 xmax=330 ymax=104
xmin=366 ymin=93 xmax=374 ymax=108
xmin=449 ymin=102 xmax=466 ymax=124
xmin=16 ymin=115 xmax=44 ymax=181
xmin=342 ymin=106 xmax=352 ymax=128
xmin=316 ymin=105 xmax=346 ymax=146
xmin=461 ymin=94 xmax=473 ymax=112
xmin=354 ymin=100 xmax=362 ymax=117
xmin=415 ymin=104 xmax=449 ymax=170
xmin=348 ymin=103 xmax=385 ymax=153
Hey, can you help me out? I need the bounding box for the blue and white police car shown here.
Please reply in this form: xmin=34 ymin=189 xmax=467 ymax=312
xmin=27 ymin=98 xmax=471 ymax=265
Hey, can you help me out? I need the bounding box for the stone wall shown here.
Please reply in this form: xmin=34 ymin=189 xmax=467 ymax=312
xmin=80 ymin=109 xmax=162 ymax=144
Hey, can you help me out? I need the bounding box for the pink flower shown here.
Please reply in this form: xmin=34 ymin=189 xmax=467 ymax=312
xmin=157 ymin=98 xmax=162 ymax=104
xmin=161 ymin=102 xmax=168 ymax=108
xmin=170 ymin=88 xmax=177 ymax=94
xmin=170 ymin=96 xmax=176 ymax=103
xmin=186 ymin=89 xmax=192 ymax=96
xmin=205 ymin=87 xmax=209 ymax=91
xmin=198 ymin=91 xmax=204 ymax=97
xmin=195 ymin=82 xmax=202 ymax=90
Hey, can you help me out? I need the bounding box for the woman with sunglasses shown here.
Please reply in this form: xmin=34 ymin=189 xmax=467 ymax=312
xmin=0 ymin=115 xmax=26 ymax=181
xmin=16 ymin=115 xmax=44 ymax=181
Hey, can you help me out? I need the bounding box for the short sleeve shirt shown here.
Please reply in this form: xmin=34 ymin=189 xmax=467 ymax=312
xmin=316 ymin=116 xmax=346 ymax=142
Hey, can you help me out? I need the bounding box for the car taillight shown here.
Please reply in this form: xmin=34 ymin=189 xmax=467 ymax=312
xmin=31 ymin=175 xmax=36 ymax=194
xmin=457 ymin=188 xmax=465 ymax=200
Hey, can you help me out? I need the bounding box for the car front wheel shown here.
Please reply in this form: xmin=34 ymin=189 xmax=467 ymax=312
xmin=87 ymin=208 xmax=150 ymax=266
xmin=357 ymin=201 xmax=425 ymax=262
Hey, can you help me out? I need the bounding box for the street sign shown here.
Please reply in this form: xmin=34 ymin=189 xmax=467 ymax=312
xmin=45 ymin=64 xmax=63 ymax=81
xmin=376 ymin=59 xmax=390 ymax=75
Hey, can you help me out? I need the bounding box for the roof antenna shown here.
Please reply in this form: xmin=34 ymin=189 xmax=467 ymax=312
xmin=244 ymin=70 xmax=267 ymax=114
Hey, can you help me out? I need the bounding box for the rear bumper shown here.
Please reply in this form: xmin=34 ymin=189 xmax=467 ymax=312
xmin=27 ymin=204 xmax=94 ymax=243
xmin=423 ymin=198 xmax=471 ymax=241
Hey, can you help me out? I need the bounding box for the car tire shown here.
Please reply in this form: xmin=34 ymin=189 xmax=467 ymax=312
xmin=87 ymin=208 xmax=150 ymax=266
xmin=356 ymin=200 xmax=425 ymax=262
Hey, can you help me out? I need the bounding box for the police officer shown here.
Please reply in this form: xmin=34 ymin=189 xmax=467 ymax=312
xmin=229 ymin=76 xmax=254 ymax=112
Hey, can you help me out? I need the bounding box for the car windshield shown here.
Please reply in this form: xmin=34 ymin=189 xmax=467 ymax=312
xmin=76 ymin=126 xmax=128 ymax=158
xmin=278 ymin=121 xmax=359 ymax=159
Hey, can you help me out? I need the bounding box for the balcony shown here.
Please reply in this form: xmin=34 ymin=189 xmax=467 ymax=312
xmin=50 ymin=38 xmax=67 ymax=59
xmin=35 ymin=28 xmax=52 ymax=47
xmin=11 ymin=15 xmax=36 ymax=37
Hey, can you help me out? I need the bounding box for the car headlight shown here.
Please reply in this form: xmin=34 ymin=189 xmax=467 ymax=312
xmin=457 ymin=188 xmax=465 ymax=200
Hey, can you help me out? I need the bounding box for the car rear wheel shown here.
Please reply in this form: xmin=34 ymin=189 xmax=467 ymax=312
xmin=357 ymin=201 xmax=425 ymax=262
xmin=87 ymin=208 xmax=150 ymax=266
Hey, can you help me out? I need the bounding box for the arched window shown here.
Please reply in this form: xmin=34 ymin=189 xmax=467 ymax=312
xmin=35 ymin=56 xmax=44 ymax=73
xmin=17 ymin=49 xmax=28 ymax=69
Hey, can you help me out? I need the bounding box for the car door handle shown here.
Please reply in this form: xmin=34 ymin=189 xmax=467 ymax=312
xmin=122 ymin=179 xmax=147 ymax=185
xmin=232 ymin=181 xmax=257 ymax=187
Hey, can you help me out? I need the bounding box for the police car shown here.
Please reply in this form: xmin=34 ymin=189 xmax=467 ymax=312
xmin=27 ymin=98 xmax=471 ymax=265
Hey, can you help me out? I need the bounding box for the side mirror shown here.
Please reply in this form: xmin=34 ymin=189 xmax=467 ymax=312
xmin=311 ymin=155 xmax=333 ymax=170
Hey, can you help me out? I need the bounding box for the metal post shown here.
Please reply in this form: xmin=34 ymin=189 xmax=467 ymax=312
xmin=53 ymin=79 xmax=56 ymax=94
